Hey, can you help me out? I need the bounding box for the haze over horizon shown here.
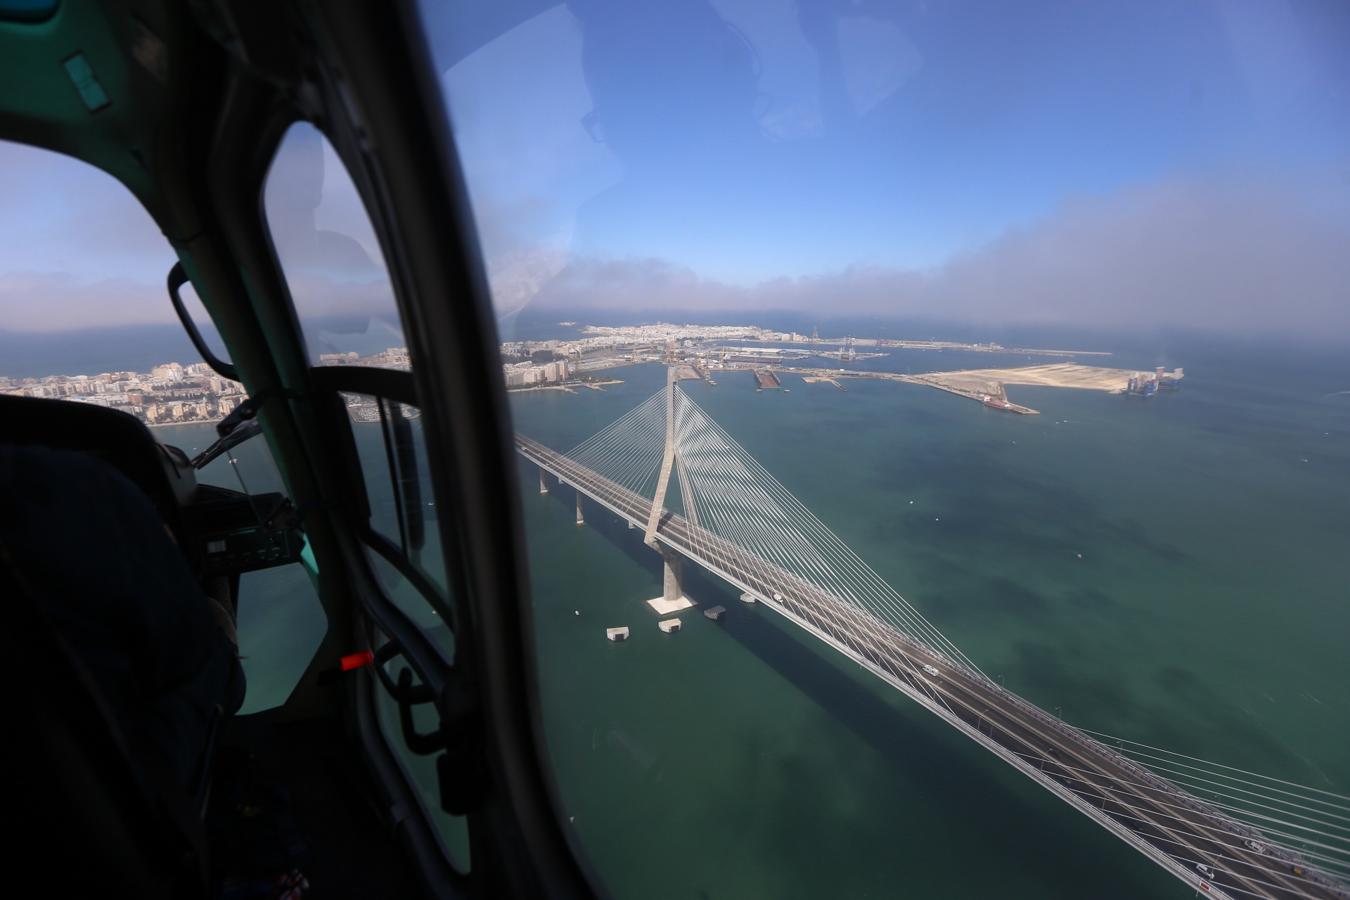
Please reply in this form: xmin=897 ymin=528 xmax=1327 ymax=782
xmin=2 ymin=0 xmax=1348 ymax=341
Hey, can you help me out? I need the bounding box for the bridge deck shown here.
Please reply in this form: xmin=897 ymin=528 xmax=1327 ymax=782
xmin=517 ymin=434 xmax=1343 ymax=900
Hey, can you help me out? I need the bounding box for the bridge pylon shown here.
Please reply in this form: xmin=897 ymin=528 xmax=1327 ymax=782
xmin=643 ymin=366 xmax=692 ymax=612
xmin=643 ymin=365 xmax=678 ymax=547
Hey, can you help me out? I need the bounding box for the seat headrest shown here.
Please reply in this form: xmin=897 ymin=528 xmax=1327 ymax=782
xmin=0 ymin=395 xmax=194 ymax=532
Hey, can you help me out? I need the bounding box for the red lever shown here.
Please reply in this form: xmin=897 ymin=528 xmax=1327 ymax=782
xmin=340 ymin=649 xmax=375 ymax=672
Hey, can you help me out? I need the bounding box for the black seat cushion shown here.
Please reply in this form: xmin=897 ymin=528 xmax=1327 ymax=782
xmin=0 ymin=443 xmax=244 ymax=791
xmin=0 ymin=395 xmax=194 ymax=537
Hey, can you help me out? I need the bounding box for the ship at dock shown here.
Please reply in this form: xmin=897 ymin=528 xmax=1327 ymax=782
xmin=979 ymin=394 xmax=1036 ymax=415
xmin=1126 ymin=367 xmax=1184 ymax=397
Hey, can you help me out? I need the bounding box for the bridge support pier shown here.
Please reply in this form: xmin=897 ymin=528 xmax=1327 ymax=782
xmin=575 ymin=492 xmax=584 ymax=526
xmin=539 ymin=468 xmax=549 ymax=495
xmin=662 ymin=548 xmax=682 ymax=601
xmin=645 ymin=545 xmax=693 ymax=613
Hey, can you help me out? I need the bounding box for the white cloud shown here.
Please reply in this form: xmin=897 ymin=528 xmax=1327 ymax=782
xmin=521 ymin=174 xmax=1350 ymax=340
xmin=0 ymin=272 xmax=174 ymax=331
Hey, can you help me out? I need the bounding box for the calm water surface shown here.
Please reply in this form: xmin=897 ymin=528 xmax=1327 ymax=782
xmin=509 ymin=342 xmax=1350 ymax=898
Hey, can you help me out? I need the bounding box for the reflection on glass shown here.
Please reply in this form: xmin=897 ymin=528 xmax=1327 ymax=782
xmin=264 ymin=122 xmax=408 ymax=365
xmin=420 ymin=2 xmax=1350 ymax=898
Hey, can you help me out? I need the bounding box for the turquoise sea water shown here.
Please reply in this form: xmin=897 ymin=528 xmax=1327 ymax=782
xmin=152 ymin=423 xmax=328 ymax=715
xmin=509 ymin=344 xmax=1350 ymax=898
xmin=157 ymin=336 xmax=1350 ymax=898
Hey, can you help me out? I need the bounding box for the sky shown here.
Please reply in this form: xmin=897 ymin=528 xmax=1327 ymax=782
xmin=1 ymin=0 xmax=1348 ymax=342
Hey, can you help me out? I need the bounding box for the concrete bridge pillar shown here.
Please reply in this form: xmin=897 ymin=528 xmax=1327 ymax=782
xmin=575 ymin=491 xmax=584 ymax=526
xmin=661 ymin=547 xmax=682 ymax=602
xmin=644 ymin=544 xmax=692 ymax=613
xmin=539 ymin=468 xmax=549 ymax=495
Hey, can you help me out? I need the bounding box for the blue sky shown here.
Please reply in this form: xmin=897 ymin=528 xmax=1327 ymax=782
xmin=1 ymin=0 xmax=1348 ymax=338
xmin=428 ymin=0 xmax=1350 ymax=336
xmin=439 ymin=0 xmax=1348 ymax=278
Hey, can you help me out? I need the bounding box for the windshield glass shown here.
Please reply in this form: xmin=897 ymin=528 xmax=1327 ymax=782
xmin=265 ymin=122 xmax=410 ymax=368
xmin=0 ymin=139 xmax=324 ymax=716
xmin=420 ymin=4 xmax=1350 ymax=897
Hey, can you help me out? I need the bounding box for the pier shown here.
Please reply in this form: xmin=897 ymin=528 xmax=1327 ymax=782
xmin=717 ymin=361 xmax=1165 ymax=415
xmin=754 ymin=369 xmax=781 ymax=390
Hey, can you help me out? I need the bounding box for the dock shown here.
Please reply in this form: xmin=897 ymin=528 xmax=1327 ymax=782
xmin=754 ymin=369 xmax=781 ymax=390
xmin=721 ymin=361 xmax=1161 ymax=415
xmin=815 ymin=350 xmax=887 ymax=362
xmin=658 ymin=618 xmax=682 ymax=634
xmin=927 ymin=363 xmax=1137 ymax=392
xmin=606 ymin=626 xmax=630 ymax=642
xmin=577 ymin=378 xmax=623 ymax=391
xmin=909 ymin=375 xmax=1039 ymax=414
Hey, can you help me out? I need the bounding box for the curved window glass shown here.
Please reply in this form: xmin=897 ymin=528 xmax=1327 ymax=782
xmin=415 ymin=4 xmax=1350 ymax=898
xmin=265 ymin=123 xmax=409 ymax=370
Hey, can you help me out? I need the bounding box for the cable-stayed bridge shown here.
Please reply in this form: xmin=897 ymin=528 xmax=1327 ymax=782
xmin=516 ymin=371 xmax=1350 ymax=900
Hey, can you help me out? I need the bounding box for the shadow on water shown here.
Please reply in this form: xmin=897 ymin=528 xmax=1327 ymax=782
xmin=544 ymin=483 xmax=941 ymax=760
xmin=537 ymin=480 xmax=1182 ymax=896
xmin=550 ymin=482 xmax=1310 ymax=786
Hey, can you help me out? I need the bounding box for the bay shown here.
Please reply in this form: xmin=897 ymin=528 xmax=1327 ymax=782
xmin=508 ymin=337 xmax=1350 ymax=898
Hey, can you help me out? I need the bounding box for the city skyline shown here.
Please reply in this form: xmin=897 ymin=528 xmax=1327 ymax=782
xmin=0 ymin=358 xmax=247 ymax=427
xmin=0 ymin=345 xmax=411 ymax=427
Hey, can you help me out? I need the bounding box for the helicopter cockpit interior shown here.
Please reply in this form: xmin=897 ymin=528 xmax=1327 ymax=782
xmin=0 ymin=2 xmax=590 ymax=897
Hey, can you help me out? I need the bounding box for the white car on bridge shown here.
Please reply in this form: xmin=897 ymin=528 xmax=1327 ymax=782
xmin=921 ymin=664 xmax=940 ymax=677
